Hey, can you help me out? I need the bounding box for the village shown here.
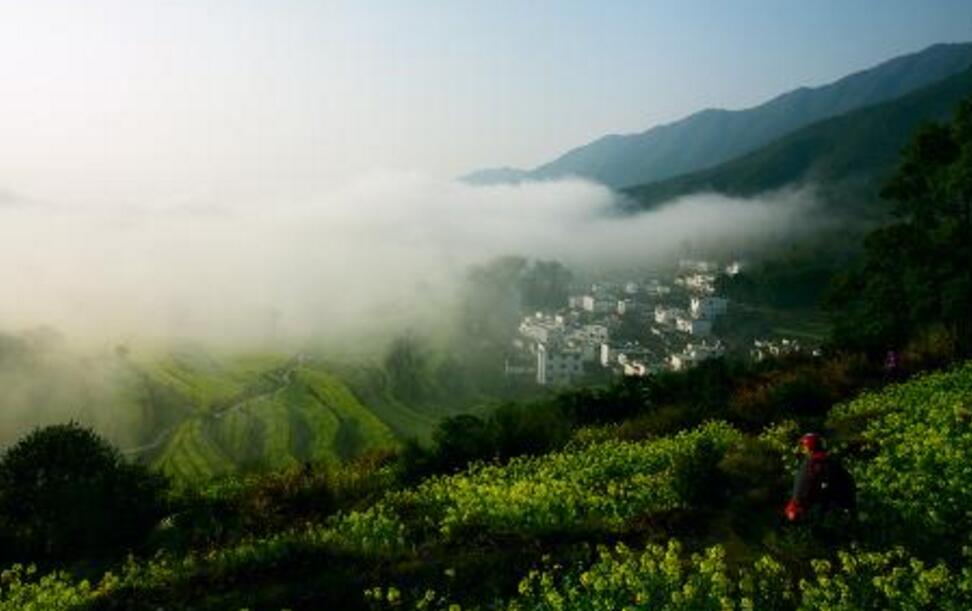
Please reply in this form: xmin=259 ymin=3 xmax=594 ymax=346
xmin=505 ymin=259 xmax=812 ymax=386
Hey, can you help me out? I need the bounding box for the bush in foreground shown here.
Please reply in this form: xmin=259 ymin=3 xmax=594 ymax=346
xmin=0 ymin=423 xmax=168 ymax=561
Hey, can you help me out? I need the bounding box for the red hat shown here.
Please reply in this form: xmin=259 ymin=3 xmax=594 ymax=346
xmin=799 ymin=433 xmax=824 ymax=452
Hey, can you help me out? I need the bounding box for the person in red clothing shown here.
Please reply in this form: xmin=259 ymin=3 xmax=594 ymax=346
xmin=785 ymin=433 xmax=855 ymax=523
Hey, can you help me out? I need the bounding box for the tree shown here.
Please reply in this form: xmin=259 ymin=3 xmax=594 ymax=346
xmin=384 ymin=333 xmax=432 ymax=403
xmin=827 ymin=97 xmax=972 ymax=352
xmin=0 ymin=422 xmax=168 ymax=560
xmin=519 ymin=260 xmax=572 ymax=310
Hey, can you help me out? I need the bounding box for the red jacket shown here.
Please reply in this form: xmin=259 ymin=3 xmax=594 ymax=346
xmin=786 ymin=451 xmax=829 ymax=522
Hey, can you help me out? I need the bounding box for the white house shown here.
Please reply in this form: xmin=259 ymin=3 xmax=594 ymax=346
xmin=679 ymin=273 xmax=716 ymax=294
xmin=566 ymin=324 xmax=609 ymax=347
xmin=725 ymin=261 xmax=743 ymax=276
xmin=690 ymin=296 xmax=729 ymax=320
xmin=654 ymin=305 xmax=684 ymax=326
xmin=616 ymin=346 xmax=654 ymax=366
xmin=622 ymin=361 xmax=649 ymax=377
xmin=751 ymin=338 xmax=802 ymax=362
xmin=600 ymin=343 xmax=614 ymax=367
xmin=644 ymin=284 xmax=672 ymax=298
xmin=669 ymin=341 xmax=725 ymax=371
xmin=581 ymin=295 xmax=613 ymax=314
xmin=617 ymin=299 xmax=638 ymax=315
xmin=643 ymin=281 xmax=672 ymax=298
xmin=676 ymin=315 xmax=713 ymax=337
xmin=518 ymin=313 xmax=565 ymax=344
xmin=536 ymin=343 xmax=586 ymax=386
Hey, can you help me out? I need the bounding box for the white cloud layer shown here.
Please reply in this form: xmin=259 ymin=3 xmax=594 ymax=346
xmin=0 ymin=174 xmax=817 ymax=348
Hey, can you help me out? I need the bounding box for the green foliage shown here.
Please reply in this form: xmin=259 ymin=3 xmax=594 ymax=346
xmin=828 ymin=96 xmax=972 ymax=351
xmin=0 ymin=423 xmax=167 ymax=561
xmin=798 ymin=548 xmax=969 ymax=610
xmin=0 ymin=565 xmax=91 ymax=611
xmin=341 ymin=422 xmax=741 ymax=548
xmin=155 ymin=451 xmax=397 ymax=552
xmin=625 ymin=65 xmax=972 ymax=216
xmin=827 ymin=362 xmax=972 ymax=557
xmin=452 ymin=257 xmax=575 ymax=396
xmin=519 ymin=260 xmax=572 ymax=310
xmin=507 ymin=541 xmax=791 ymax=611
xmin=727 ymin=354 xmax=875 ymax=427
xmin=499 ymin=542 xmax=970 ymax=611
xmin=146 ymin=355 xmax=397 ymax=483
xmin=514 ymin=43 xmax=972 ymax=190
xmin=5 ymin=364 xmax=972 ymax=608
xmin=716 ymin=254 xmax=846 ymax=311
xmin=385 ymin=334 xmax=435 ymax=404
xmin=400 ymin=401 xmax=572 ymax=480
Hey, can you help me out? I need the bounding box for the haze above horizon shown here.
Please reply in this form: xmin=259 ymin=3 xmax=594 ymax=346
xmin=1 ymin=0 xmax=970 ymax=206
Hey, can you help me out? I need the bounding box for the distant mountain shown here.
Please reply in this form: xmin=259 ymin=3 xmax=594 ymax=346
xmin=622 ymin=64 xmax=972 ymax=214
xmin=460 ymin=167 xmax=532 ymax=185
xmin=466 ymin=42 xmax=972 ymax=188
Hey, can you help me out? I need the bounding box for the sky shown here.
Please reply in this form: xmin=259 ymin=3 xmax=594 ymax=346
xmin=0 ymin=0 xmax=970 ymax=206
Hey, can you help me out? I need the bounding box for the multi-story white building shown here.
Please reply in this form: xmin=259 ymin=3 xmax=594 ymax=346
xmin=536 ymin=343 xmax=587 ymax=386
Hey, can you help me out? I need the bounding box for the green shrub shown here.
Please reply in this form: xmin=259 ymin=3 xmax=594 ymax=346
xmin=0 ymin=423 xmax=168 ymax=560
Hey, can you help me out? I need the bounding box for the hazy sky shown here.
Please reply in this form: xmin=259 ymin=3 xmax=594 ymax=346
xmin=0 ymin=1 xmax=970 ymax=205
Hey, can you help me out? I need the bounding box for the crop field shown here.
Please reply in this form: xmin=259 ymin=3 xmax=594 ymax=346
xmin=5 ymin=361 xmax=972 ymax=609
xmin=126 ymin=352 xmax=400 ymax=482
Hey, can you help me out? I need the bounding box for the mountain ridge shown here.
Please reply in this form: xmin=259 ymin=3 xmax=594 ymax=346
xmin=621 ymin=63 xmax=972 ymax=214
xmin=464 ymin=42 xmax=972 ymax=189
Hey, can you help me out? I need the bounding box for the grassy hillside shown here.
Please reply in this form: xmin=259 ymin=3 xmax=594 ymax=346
xmin=8 ymin=359 xmax=972 ymax=609
xmin=623 ymin=65 xmax=972 ymax=214
xmin=123 ymin=353 xmax=400 ymax=482
xmin=0 ymin=335 xmax=502 ymax=485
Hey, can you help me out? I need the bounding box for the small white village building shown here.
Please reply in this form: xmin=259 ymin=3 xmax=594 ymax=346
xmin=581 ymin=295 xmax=614 ymax=314
xmin=518 ymin=313 xmax=565 ymax=344
xmin=751 ymin=338 xmax=802 ymax=362
xmin=677 ymin=273 xmax=716 ymax=294
xmin=617 ymin=299 xmax=639 ymax=315
xmin=643 ymin=281 xmax=672 ymax=298
xmin=654 ymin=305 xmax=685 ymax=326
xmin=690 ymin=296 xmax=729 ymax=319
xmin=669 ymin=341 xmax=725 ymax=371
xmin=725 ymin=261 xmax=743 ymax=276
xmin=676 ymin=315 xmax=713 ymax=337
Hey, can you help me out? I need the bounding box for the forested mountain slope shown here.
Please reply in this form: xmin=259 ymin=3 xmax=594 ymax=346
xmin=466 ymin=42 xmax=972 ymax=188
xmin=623 ymin=64 xmax=972 ymax=215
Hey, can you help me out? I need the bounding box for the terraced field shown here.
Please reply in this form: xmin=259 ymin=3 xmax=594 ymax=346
xmin=0 ymin=342 xmax=474 ymax=484
xmin=126 ymin=352 xmax=401 ymax=482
